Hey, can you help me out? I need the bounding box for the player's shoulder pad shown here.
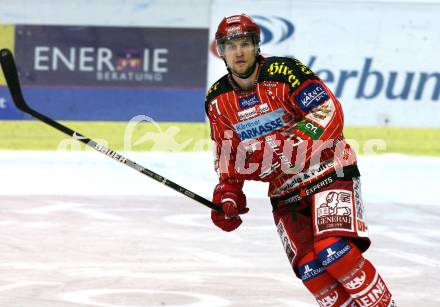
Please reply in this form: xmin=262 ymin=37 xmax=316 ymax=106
xmin=205 ymin=74 xmax=232 ymax=115
xmin=259 ymin=56 xmax=318 ymax=94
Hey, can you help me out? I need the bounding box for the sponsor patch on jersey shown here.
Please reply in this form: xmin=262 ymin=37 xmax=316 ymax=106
xmin=275 ymin=159 xmax=335 ymax=195
xmin=306 ymin=99 xmax=335 ymax=127
xmin=234 ymin=108 xmax=285 ymax=140
xmin=295 ymin=81 xmax=329 ymax=112
xmin=238 ymin=104 xmax=270 ymax=120
xmin=259 ymin=103 xmax=269 ymax=113
xmin=313 ymin=189 xmax=355 ymax=235
xmin=238 ymin=107 xmax=257 ymax=120
xmin=294 ymin=119 xmax=323 ymax=140
xmin=239 ymin=93 xmax=260 ymax=109
xmin=262 ymin=81 xmax=277 ymax=88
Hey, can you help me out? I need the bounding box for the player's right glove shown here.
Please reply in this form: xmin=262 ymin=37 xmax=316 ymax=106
xmin=211 ymin=183 xmax=249 ymax=232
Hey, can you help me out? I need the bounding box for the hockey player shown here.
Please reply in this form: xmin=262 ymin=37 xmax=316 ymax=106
xmin=205 ymin=14 xmax=395 ymax=306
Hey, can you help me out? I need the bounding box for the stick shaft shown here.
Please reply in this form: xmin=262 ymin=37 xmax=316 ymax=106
xmin=0 ymin=48 xmax=221 ymax=213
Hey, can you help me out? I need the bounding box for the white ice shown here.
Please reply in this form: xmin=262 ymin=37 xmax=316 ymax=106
xmin=0 ymin=151 xmax=439 ymax=307
xmin=0 ymin=151 xmax=439 ymax=206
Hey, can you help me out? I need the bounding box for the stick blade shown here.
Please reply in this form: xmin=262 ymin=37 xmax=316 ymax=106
xmin=0 ymin=48 xmax=30 ymax=112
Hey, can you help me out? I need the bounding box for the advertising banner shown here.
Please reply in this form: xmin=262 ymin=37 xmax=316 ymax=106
xmin=1 ymin=25 xmax=208 ymax=122
xmin=208 ymin=0 xmax=440 ymax=127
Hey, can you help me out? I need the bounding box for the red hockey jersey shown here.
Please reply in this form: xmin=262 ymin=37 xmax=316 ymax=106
xmin=205 ymin=56 xmax=358 ymax=201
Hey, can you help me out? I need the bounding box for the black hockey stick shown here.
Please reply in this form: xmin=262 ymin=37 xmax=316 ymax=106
xmin=0 ymin=48 xmax=222 ymax=213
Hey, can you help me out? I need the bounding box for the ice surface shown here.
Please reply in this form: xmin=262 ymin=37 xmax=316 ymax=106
xmin=1 ymin=151 xmax=439 ymax=206
xmin=0 ymin=151 xmax=439 ymax=306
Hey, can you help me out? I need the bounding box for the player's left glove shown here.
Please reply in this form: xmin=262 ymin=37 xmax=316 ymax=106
xmin=211 ymin=183 xmax=248 ymax=232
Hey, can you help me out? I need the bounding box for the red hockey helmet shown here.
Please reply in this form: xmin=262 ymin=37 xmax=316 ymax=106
xmin=215 ymin=14 xmax=260 ymax=57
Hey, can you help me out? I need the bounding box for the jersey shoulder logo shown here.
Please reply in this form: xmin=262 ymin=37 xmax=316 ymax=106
xmin=295 ymin=80 xmax=330 ymax=112
xmin=260 ymin=56 xmax=316 ymax=94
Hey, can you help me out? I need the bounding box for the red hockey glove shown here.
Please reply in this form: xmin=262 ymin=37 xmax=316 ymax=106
xmin=238 ymin=131 xmax=305 ymax=182
xmin=211 ymin=183 xmax=249 ymax=232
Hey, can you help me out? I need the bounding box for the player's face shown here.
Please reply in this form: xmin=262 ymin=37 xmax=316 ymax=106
xmin=222 ymin=36 xmax=257 ymax=77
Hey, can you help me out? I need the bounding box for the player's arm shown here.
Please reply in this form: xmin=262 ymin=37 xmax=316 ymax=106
xmin=283 ymin=59 xmax=350 ymax=166
xmin=207 ymin=98 xmax=245 ymax=188
xmin=286 ymin=74 xmax=343 ymax=143
xmin=242 ymin=58 xmax=349 ymax=181
xmin=206 ymin=97 xmax=249 ymax=232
